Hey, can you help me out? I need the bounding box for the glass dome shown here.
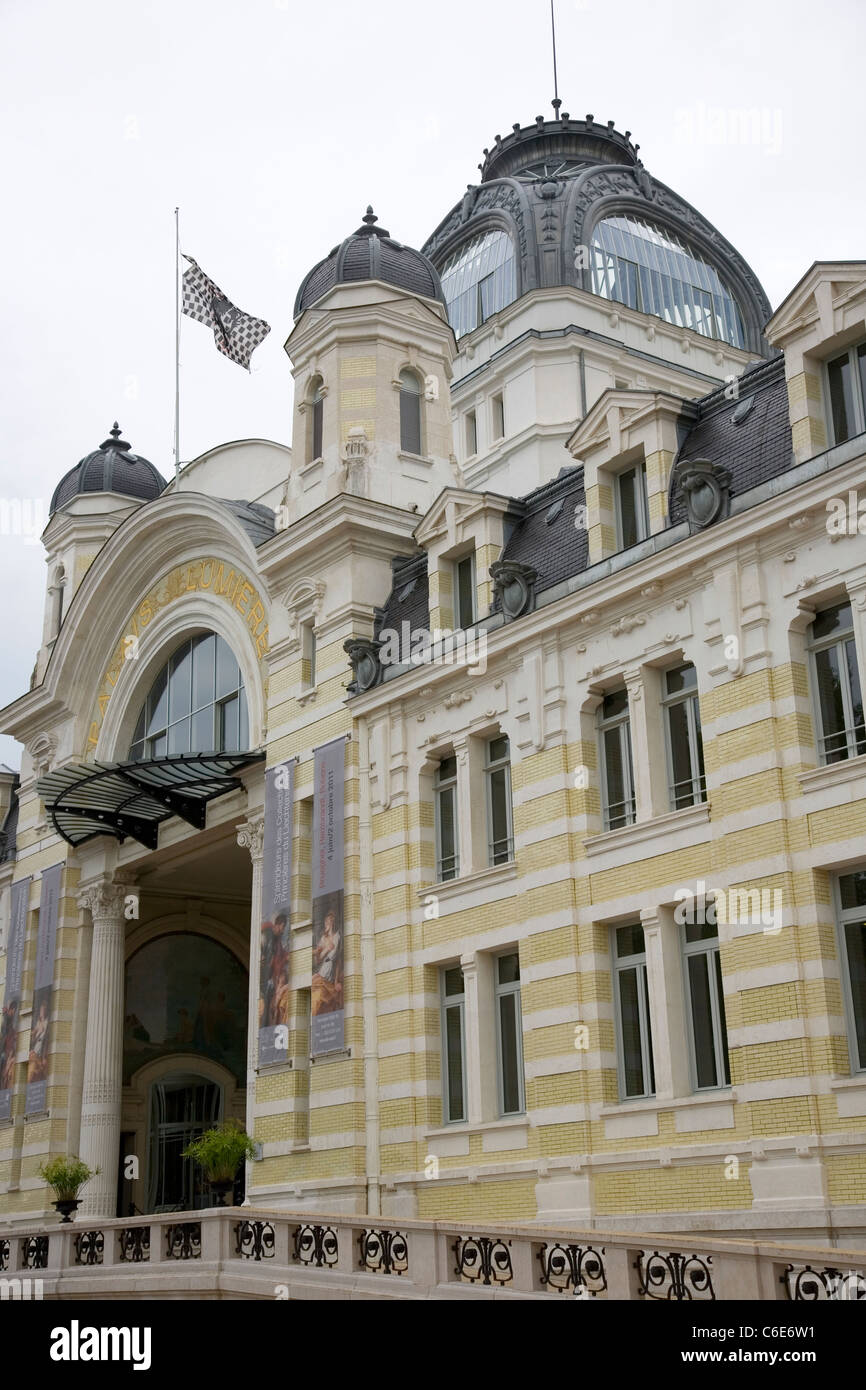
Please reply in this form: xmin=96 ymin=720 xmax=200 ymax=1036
xmin=590 ymin=214 xmax=746 ymax=348
xmin=439 ymin=228 xmax=517 ymax=338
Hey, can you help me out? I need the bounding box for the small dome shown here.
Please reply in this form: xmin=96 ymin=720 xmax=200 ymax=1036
xmin=50 ymin=424 xmax=167 ymax=515
xmin=294 ymin=208 xmax=446 ymax=319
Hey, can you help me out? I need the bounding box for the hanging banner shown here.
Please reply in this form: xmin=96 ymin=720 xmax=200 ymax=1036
xmin=258 ymin=760 xmax=294 ymax=1068
xmin=25 ymin=863 xmax=63 ymax=1115
xmin=0 ymin=876 xmax=31 ymax=1122
xmin=311 ymin=737 xmax=345 ymax=1056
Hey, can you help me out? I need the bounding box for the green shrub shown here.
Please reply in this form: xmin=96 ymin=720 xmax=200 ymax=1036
xmin=182 ymin=1120 xmax=256 ymax=1181
xmin=38 ymin=1156 xmax=99 ymax=1201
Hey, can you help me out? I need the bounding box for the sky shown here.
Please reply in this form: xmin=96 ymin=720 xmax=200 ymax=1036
xmin=0 ymin=0 xmax=864 ymax=769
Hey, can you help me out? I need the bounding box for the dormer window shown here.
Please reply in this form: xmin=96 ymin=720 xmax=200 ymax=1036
xmin=399 ymin=368 xmax=423 ymax=455
xmin=826 ymin=342 xmax=866 ymax=445
xmin=614 ymin=460 xmax=650 ymax=550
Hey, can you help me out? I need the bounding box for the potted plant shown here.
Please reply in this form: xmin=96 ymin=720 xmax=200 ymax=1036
xmin=182 ymin=1119 xmax=256 ymax=1207
xmin=38 ymin=1156 xmax=99 ymax=1223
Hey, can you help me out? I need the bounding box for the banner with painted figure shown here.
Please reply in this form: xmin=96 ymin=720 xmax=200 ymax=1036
xmin=25 ymin=862 xmax=63 ymax=1115
xmin=311 ymin=737 xmax=345 ymax=1056
xmin=258 ymin=760 xmax=295 ymax=1067
xmin=0 ymin=877 xmax=31 ymax=1121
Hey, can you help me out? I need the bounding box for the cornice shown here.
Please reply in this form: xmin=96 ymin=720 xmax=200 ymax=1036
xmin=259 ymin=493 xmax=419 ymax=576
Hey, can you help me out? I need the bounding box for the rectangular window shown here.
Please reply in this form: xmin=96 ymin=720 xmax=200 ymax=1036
xmin=598 ymin=688 xmax=636 ymax=830
xmin=454 ymin=553 xmax=476 ymax=630
xmin=614 ymin=461 xmax=650 ymax=550
xmin=296 ymin=798 xmax=314 ymax=921
xmin=302 ymin=622 xmax=317 ymax=689
xmin=827 ymin=342 xmax=866 ymax=445
xmin=434 ymin=755 xmax=459 ymax=882
xmin=441 ymin=965 xmax=466 ymax=1122
xmin=612 ymin=922 xmax=655 ymax=1099
xmin=495 ymin=952 xmax=524 ymax=1115
xmin=492 ymin=393 xmax=505 ymax=441
xmin=808 ymin=601 xmax=865 ymax=764
xmin=836 ymin=869 xmax=866 ymax=1073
xmin=663 ymin=663 xmax=707 ymax=808
xmin=682 ymin=919 xmax=731 ymax=1090
xmin=311 ymin=397 xmax=324 ymax=462
xmin=465 ymin=409 xmax=478 ymax=458
xmin=485 ymin=735 xmax=513 ymax=865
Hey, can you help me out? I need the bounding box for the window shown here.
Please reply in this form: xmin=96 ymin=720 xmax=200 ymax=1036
xmin=682 ymin=918 xmax=730 ymax=1090
xmin=302 ymin=622 xmax=317 ymax=689
xmin=439 ymin=228 xmax=517 ymax=338
xmin=612 ymin=922 xmax=655 ymax=1099
xmin=485 ymin=735 xmax=513 ymax=865
xmin=454 ymin=553 xmax=476 ymax=629
xmin=614 ymin=461 xmax=649 ymax=550
xmin=827 ymin=342 xmax=866 ymax=444
xmin=296 ymin=798 xmax=314 ymax=921
xmin=129 ymin=633 xmax=249 ymax=760
xmin=837 ymin=869 xmax=866 ymax=1072
xmin=808 ymin=601 xmax=865 ymax=764
xmin=590 ymin=214 xmax=747 ymax=349
xmin=663 ymin=663 xmax=707 ymax=808
xmin=495 ymin=952 xmax=524 ymax=1115
xmin=598 ymin=689 xmax=636 ymax=830
xmin=307 ymin=377 xmax=324 ymax=463
xmin=434 ymin=755 xmax=459 ymax=882
xmin=465 ymin=409 xmax=478 ymax=459
xmin=440 ymin=965 xmax=466 ymax=1122
xmin=492 ymin=393 xmax=505 ymax=441
xmin=399 ymin=368 xmax=422 ymax=455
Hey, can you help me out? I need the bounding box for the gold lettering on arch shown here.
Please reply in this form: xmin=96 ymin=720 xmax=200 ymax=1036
xmin=86 ymin=556 xmax=269 ymax=752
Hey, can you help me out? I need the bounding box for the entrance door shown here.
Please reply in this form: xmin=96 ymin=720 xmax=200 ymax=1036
xmin=147 ymin=1073 xmax=223 ymax=1212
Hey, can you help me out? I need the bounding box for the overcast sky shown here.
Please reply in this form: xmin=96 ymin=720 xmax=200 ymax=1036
xmin=1 ymin=0 xmax=864 ymax=769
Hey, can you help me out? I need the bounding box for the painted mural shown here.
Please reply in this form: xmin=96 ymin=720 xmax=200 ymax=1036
xmin=123 ymin=934 xmax=247 ymax=1085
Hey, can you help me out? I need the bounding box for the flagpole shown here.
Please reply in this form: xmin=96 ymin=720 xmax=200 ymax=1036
xmin=174 ymin=207 xmax=181 ymax=481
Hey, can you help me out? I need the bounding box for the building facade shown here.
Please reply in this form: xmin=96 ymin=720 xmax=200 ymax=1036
xmin=1 ymin=113 xmax=865 ymax=1245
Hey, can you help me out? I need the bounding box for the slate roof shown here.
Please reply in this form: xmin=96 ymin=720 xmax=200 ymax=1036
xmin=492 ymin=468 xmax=588 ymax=609
xmin=0 ymin=784 xmax=19 ymax=864
xmin=295 ymin=209 xmax=445 ymax=319
xmin=668 ymin=353 xmax=793 ymax=524
xmin=374 ymin=553 xmax=430 ymax=640
xmin=218 ymin=498 xmax=276 ymax=546
xmin=51 ymin=424 xmax=167 ymax=515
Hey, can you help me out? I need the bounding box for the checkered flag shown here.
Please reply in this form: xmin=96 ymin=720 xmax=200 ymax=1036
xmin=182 ymin=256 xmax=271 ymax=370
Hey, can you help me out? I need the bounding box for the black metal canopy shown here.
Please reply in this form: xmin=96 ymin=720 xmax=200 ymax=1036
xmin=37 ymin=751 xmax=265 ymax=849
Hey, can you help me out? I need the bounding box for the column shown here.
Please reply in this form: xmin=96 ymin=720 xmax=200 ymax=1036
xmin=77 ymin=875 xmax=132 ymax=1219
xmin=237 ymin=814 xmax=265 ymax=1163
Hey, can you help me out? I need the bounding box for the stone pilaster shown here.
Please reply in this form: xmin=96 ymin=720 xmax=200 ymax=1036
xmin=237 ymin=813 xmax=265 ymax=1147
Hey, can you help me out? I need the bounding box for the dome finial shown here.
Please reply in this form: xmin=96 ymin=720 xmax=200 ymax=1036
xmin=110 ymin=422 xmax=121 ymax=439
xmin=363 ymin=207 xmax=378 ymax=226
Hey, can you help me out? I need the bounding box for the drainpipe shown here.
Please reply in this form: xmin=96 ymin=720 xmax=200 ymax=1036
xmin=358 ymin=714 xmax=381 ymax=1215
xmin=578 ymin=348 xmax=587 ymax=421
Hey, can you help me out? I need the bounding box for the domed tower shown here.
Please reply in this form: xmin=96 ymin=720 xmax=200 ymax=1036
xmin=423 ymin=113 xmax=773 ymax=493
xmin=37 ymin=424 xmax=166 ymax=680
xmin=285 ymin=209 xmax=459 ymax=520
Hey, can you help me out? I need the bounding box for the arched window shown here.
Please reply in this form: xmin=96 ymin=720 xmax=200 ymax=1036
xmin=439 ymin=228 xmax=516 ymax=338
xmin=399 ymin=368 xmax=422 ymax=455
xmin=590 ymin=215 xmax=746 ymax=349
xmin=129 ymin=633 xmax=249 ymax=760
xmin=307 ymin=376 xmax=324 ymax=463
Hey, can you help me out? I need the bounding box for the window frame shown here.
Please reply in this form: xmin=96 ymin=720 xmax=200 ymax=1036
xmin=491 ymin=392 xmax=505 ymax=442
xmin=613 ymin=460 xmax=650 ymax=551
xmin=611 ymin=923 xmax=655 ymax=1100
xmin=434 ymin=755 xmax=460 ymax=883
xmin=307 ymin=377 xmax=324 ymax=465
xmin=129 ymin=632 xmax=248 ymax=762
xmin=453 ymin=552 xmax=477 ymax=631
xmin=399 ymin=368 xmax=423 ymax=457
xmin=301 ymin=621 xmax=317 ymax=691
xmin=824 ymin=340 xmax=866 ymax=446
xmin=834 ymin=870 xmax=866 ymax=1075
xmin=440 ymin=965 xmax=467 ymax=1123
xmin=807 ymin=601 xmax=866 ymax=765
xmin=484 ymin=735 xmax=514 ymax=867
xmin=598 ymin=690 xmax=636 ymax=830
xmin=681 ymin=920 xmax=731 ymax=1092
xmin=494 ymin=952 xmax=525 ymax=1116
xmin=662 ymin=663 xmax=707 ymax=809
xmin=465 ymin=409 xmax=478 ymax=459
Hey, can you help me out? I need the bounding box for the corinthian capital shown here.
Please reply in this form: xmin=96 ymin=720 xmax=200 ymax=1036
xmin=77 ymin=874 xmax=134 ymax=921
xmin=237 ymin=812 xmax=266 ymax=862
